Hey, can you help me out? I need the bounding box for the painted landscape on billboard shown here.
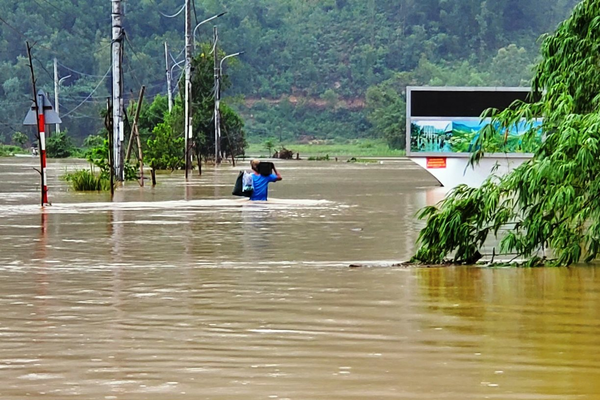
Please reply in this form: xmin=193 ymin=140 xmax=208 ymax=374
xmin=410 ymin=119 xmax=542 ymax=155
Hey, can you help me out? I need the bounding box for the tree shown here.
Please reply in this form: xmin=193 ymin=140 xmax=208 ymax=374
xmin=321 ymin=89 xmax=339 ymax=109
xmin=85 ymin=129 xmax=138 ymax=181
xmin=146 ymin=122 xmax=184 ymax=171
xmin=135 ymin=94 xmax=170 ymax=145
xmin=412 ymin=0 xmax=600 ymax=267
xmin=46 ymin=131 xmax=74 ymax=158
xmin=0 ymin=0 xmax=579 ymax=146
xmin=264 ymin=139 xmax=276 ymax=156
xmin=83 ymin=133 xmax=104 ymax=149
xmin=186 ymin=45 xmax=247 ymax=166
xmin=364 ymin=57 xmax=493 ymax=150
xmin=220 ymin=103 xmax=247 ymax=162
xmin=489 ymin=44 xmax=535 ymax=86
xmin=12 ymin=132 xmax=28 ymax=148
xmin=365 ymin=82 xmax=406 ymax=149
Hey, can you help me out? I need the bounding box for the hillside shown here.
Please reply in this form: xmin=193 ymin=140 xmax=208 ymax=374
xmin=0 ymin=0 xmax=579 ymax=147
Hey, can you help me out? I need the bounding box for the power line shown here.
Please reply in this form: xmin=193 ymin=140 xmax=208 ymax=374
xmin=0 ymin=99 xmax=30 ymax=106
xmin=123 ymin=33 xmax=171 ymax=97
xmin=0 ymin=121 xmax=23 ymax=130
xmin=159 ymin=3 xmax=185 ymax=18
xmin=171 ymin=46 xmax=185 ymax=63
xmin=122 ymin=38 xmax=145 ymax=90
xmin=61 ymin=97 xmax=107 ymax=102
xmin=61 ymin=66 xmax=111 ymax=118
xmin=30 ymin=0 xmax=66 ymax=26
xmin=0 ymin=15 xmax=29 ymax=41
xmin=62 ymin=112 xmax=103 ymax=120
xmin=34 ymin=57 xmax=55 ymax=81
xmin=57 ymin=61 xmax=109 ymax=78
xmin=123 ymin=31 xmax=146 ymax=65
xmin=0 ymin=16 xmax=66 ymax=56
xmin=192 ymin=0 xmax=199 ymax=25
xmin=0 ymin=16 xmax=55 ymax=54
xmin=35 ymin=0 xmax=70 ymax=16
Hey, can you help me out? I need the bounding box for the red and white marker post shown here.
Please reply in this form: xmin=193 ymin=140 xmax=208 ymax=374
xmin=38 ymin=92 xmax=48 ymax=205
xmin=23 ymin=90 xmax=61 ymax=207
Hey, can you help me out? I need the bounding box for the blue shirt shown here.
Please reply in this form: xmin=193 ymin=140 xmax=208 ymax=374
xmin=250 ymin=173 xmax=278 ymax=201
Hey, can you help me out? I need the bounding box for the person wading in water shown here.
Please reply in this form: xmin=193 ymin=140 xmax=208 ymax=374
xmin=249 ymin=159 xmax=282 ymax=201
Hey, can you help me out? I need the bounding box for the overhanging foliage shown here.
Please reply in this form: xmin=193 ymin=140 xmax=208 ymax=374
xmin=412 ymin=0 xmax=600 ymax=267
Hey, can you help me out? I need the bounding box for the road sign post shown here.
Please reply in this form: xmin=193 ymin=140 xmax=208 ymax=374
xmin=24 ymin=90 xmax=61 ymax=206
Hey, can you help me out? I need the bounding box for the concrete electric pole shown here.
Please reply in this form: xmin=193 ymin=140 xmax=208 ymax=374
xmin=184 ymin=0 xmax=192 ymax=178
xmin=165 ymin=42 xmax=173 ymax=112
xmin=112 ymin=0 xmax=124 ymax=181
xmin=53 ymin=58 xmax=70 ymax=134
xmin=213 ymin=26 xmax=219 ymax=164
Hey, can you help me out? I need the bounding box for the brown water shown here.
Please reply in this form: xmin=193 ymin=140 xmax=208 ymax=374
xmin=1 ymin=157 xmax=600 ymax=399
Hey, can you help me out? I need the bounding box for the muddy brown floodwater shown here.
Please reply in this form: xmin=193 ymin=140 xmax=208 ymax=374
xmin=1 ymin=157 xmax=600 ymax=399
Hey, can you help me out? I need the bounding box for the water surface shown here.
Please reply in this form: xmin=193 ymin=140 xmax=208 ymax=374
xmin=1 ymin=157 xmax=599 ymax=399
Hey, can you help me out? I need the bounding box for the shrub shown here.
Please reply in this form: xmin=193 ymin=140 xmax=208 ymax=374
xmin=308 ymin=154 xmax=330 ymax=161
xmin=47 ymin=131 xmax=75 ymax=158
xmin=0 ymin=145 xmax=26 ymax=157
xmin=63 ymin=169 xmax=110 ymax=191
xmin=12 ymin=132 xmax=28 ymax=147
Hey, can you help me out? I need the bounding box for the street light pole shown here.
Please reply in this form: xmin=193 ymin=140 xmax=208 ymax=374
xmin=53 ymin=58 xmax=70 ymax=134
xmin=193 ymin=12 xmax=226 ymax=49
xmin=164 ymin=42 xmax=173 ymax=112
xmin=184 ymin=0 xmax=192 ymax=178
xmin=215 ymin=51 xmax=244 ymax=165
xmin=169 ymin=59 xmax=185 ymax=104
xmin=213 ymin=26 xmax=219 ymax=164
xmin=185 ymin=10 xmax=227 ymax=178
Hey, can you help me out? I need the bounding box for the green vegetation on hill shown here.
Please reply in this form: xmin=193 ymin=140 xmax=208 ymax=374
xmin=0 ymin=0 xmax=579 ymax=152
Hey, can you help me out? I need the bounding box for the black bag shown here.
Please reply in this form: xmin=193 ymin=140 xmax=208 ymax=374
xmin=258 ymin=161 xmax=274 ymax=176
xmin=232 ymin=171 xmax=253 ymax=197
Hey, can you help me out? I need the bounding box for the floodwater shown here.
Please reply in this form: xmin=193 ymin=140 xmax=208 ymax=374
xmin=1 ymin=157 xmax=600 ymax=399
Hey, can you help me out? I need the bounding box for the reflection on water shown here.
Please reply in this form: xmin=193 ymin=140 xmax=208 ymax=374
xmin=416 ymin=267 xmax=600 ymax=398
xmin=1 ymin=158 xmax=600 ymax=399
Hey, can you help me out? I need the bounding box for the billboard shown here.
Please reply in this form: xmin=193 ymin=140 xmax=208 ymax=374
xmin=406 ymin=87 xmax=541 ymax=158
xmin=410 ymin=118 xmax=542 ymax=155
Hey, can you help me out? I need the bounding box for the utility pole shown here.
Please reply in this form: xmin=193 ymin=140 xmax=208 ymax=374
xmin=217 ymin=52 xmax=243 ymax=165
xmin=112 ymin=0 xmax=124 ymax=182
xmin=53 ymin=58 xmax=70 ymax=134
xmin=213 ymin=26 xmax=219 ymax=164
xmin=184 ymin=0 xmax=192 ymax=178
xmin=53 ymin=58 xmax=59 ymax=134
xmin=105 ymin=98 xmax=115 ymax=197
xmin=165 ymin=42 xmax=173 ymax=112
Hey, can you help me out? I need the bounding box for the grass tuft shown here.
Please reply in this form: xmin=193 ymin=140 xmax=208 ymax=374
xmin=63 ymin=169 xmax=110 ymax=191
xmin=246 ymin=139 xmax=405 ymax=158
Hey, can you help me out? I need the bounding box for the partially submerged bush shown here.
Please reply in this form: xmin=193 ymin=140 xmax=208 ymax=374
xmin=0 ymin=145 xmax=26 ymax=157
xmin=63 ymin=169 xmax=110 ymax=191
xmin=308 ymin=154 xmax=330 ymax=161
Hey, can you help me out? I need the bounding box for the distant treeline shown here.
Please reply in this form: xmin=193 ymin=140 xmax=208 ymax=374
xmin=0 ymin=0 xmax=578 ymax=149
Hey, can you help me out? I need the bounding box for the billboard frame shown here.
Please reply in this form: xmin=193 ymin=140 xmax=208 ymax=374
xmin=406 ymin=86 xmax=535 ymax=158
